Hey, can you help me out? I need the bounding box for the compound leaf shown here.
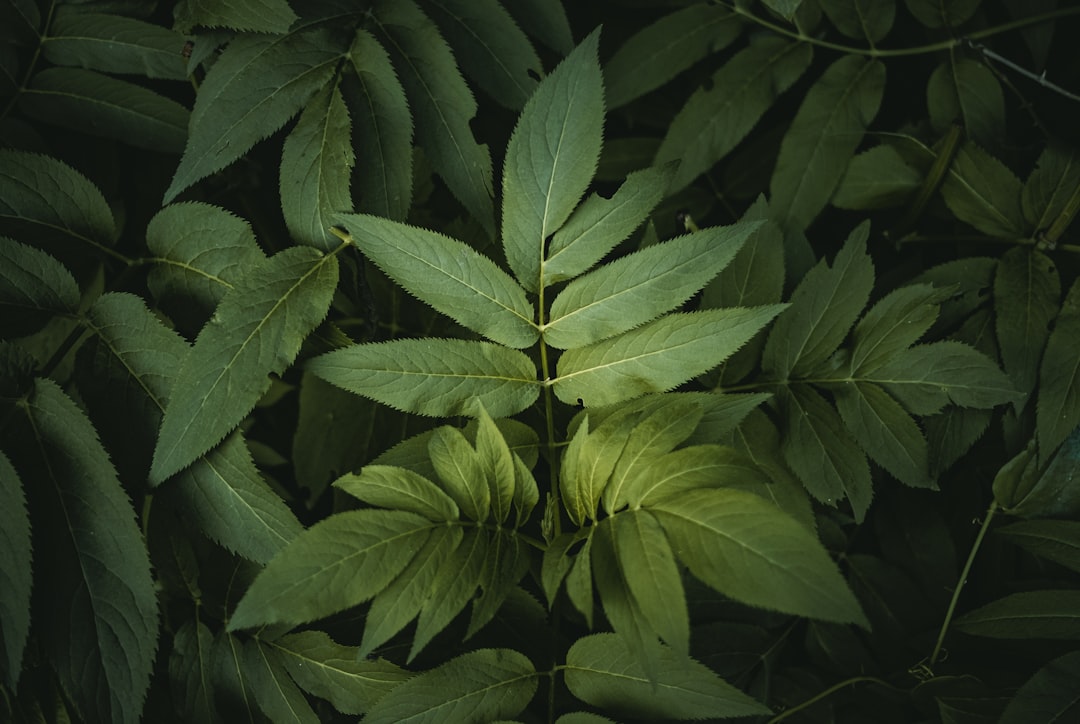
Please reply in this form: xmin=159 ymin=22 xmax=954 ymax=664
xmin=999 ymin=651 xmax=1080 ymax=724
xmin=504 ymin=0 xmax=573 ymax=55
xmin=996 ymin=520 xmax=1080 ymax=575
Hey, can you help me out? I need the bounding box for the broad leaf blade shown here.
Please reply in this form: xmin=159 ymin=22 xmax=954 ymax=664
xmin=564 ymin=633 xmax=769 ymax=719
xmin=0 ymin=237 xmax=80 ymax=336
xmin=940 ymin=141 xmax=1026 ymax=238
xmin=554 ymin=306 xmax=786 ymax=408
xmin=334 ymin=212 xmax=536 ymax=347
xmin=411 ymin=528 xmax=487 ymax=659
xmin=364 ymin=648 xmax=538 ymax=724
xmin=1038 ymin=278 xmax=1080 ymax=456
xmin=544 ymin=221 xmax=759 ymax=349
xmin=151 ymin=246 xmax=339 ymax=484
xmin=834 ymin=143 xmax=923 ymax=210
xmin=243 ymin=639 xmax=320 ymax=724
xmin=43 ymin=9 xmax=188 ymax=80
xmin=168 ymin=621 xmax=217 ymax=724
xmin=175 ymin=0 xmax=297 ymax=33
xmin=850 ymin=283 xmax=945 ymax=373
xmin=954 ymin=590 xmax=1080 ymax=639
xmin=502 ymin=29 xmax=603 ymax=292
xmin=429 ymin=426 xmax=490 ymax=521
xmin=1023 ymin=143 xmax=1080 ymax=231
xmin=307 ymin=338 xmax=539 ymax=418
xmin=335 ymin=465 xmax=459 ymax=521
xmin=834 ymin=382 xmax=932 ymax=488
xmin=994 ymin=246 xmax=1059 ymax=402
xmin=927 ymin=57 xmax=1004 ymax=148
xmin=0 ymin=451 xmax=30 ymax=691
xmin=997 ymin=520 xmax=1080 ymax=575
xmin=633 ymin=444 xmax=765 ymax=509
xmin=229 ymin=509 xmax=437 ymax=630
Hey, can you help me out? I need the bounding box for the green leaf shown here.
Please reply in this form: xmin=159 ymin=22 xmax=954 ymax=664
xmin=905 ymin=0 xmax=980 ymax=28
xmin=0 ymin=149 xmax=117 ymax=255
xmin=633 ymin=444 xmax=767 ymax=509
xmin=0 ymin=237 xmax=80 ymax=335
xmin=763 ymin=222 xmax=874 ymax=379
xmin=336 ymin=465 xmax=459 ymax=521
xmin=8 ymin=379 xmax=158 ymax=724
xmin=423 ymin=0 xmax=541 ymax=110
xmin=468 ymin=530 xmax=530 ymax=637
xmin=656 ymin=36 xmax=812 ymax=193
xmin=164 ymin=28 xmax=343 ymax=201
xmin=345 ymin=27 xmax=413 ymax=221
xmin=504 ymin=0 xmax=573 ymax=55
xmin=650 ymin=487 xmax=869 ymax=626
xmin=168 ymin=621 xmax=217 ymax=724
xmin=429 ymin=425 xmax=490 ymax=521
xmin=927 ymin=58 xmax=1004 ymax=148
xmin=151 ymin=245 xmax=339 ymax=484
xmin=996 ymin=428 xmax=1080 ymax=519
xmin=604 ymin=2 xmax=742 ymax=110
xmin=280 ymin=83 xmax=354 ymax=250
xmin=272 ymin=631 xmax=410 ymax=716
xmin=834 ymin=382 xmax=932 ymax=488
xmin=364 ymin=648 xmax=538 ymax=724
xmin=175 ymin=0 xmax=298 ymax=33
xmin=780 ymin=385 xmax=873 ymax=519
xmin=850 ymin=283 xmax=945 ymax=374
xmin=833 ymin=144 xmax=923 ymax=210
xmin=999 ymin=650 xmax=1080 ymax=724
xmin=954 ymin=590 xmax=1080 ymax=639
xmin=995 ymin=246 xmax=1059 ymax=402
xmin=564 ymin=633 xmax=770 ymax=719
xmin=42 ymin=9 xmax=188 ymax=80
xmin=511 ymin=451 xmax=539 ymax=528
xmin=819 ymin=0 xmax=895 ymax=43
xmin=307 ymin=338 xmax=539 ymax=418
xmin=475 ymin=403 xmax=516 ymax=523
xmin=243 ymin=639 xmax=320 ymax=724
xmin=502 ymin=29 xmax=603 ymax=292
xmin=229 ymin=509 xmax=437 ymax=630
xmin=567 ymin=533 xmax=596 ymax=627
xmin=1038 ymin=278 xmax=1080 ymax=456
xmin=554 ymin=306 xmax=787 ymax=408
xmin=940 ymin=141 xmax=1025 ymax=238
xmin=557 ymin=714 xmax=617 ymax=724
xmin=1023 ymin=143 xmax=1080 ymax=231
xmin=334 ymin=213 xmax=536 ymax=347
xmin=763 ymin=0 xmax=805 ymax=18
xmin=997 ymin=520 xmax=1080 ymax=575
xmin=211 ymin=632 xmax=260 ymax=722
xmin=372 ymin=0 xmax=494 ymax=235
xmin=411 ymin=528 xmax=488 ymax=659
xmin=871 ymin=341 xmax=1021 ymax=414
xmin=770 ymin=55 xmax=885 ymax=231
xmin=545 ymin=220 xmax=759 ymax=349
xmin=0 ymin=451 xmax=30 ymax=691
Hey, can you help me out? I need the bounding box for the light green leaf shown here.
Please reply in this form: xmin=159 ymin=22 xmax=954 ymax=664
xmin=819 ymin=0 xmax=895 ymax=43
xmin=995 ymin=246 xmax=1059 ymax=402
xmin=544 ymin=220 xmax=759 ymax=349
xmin=873 ymin=341 xmax=1022 ymax=415
xmin=770 ymin=55 xmax=885 ymax=231
xmin=372 ymin=0 xmax=494 ymax=235
xmin=0 ymin=149 xmax=117 ymax=255
xmin=361 ymin=525 xmax=464 ymax=658
xmin=411 ymin=528 xmax=487 ymax=659
xmin=502 ymin=29 xmax=603 ymax=292
xmin=780 ymin=385 xmax=873 ymax=519
xmin=561 ymin=416 xmax=599 ymax=526
xmin=280 ymin=83 xmax=354 ymax=250
xmin=656 ymin=36 xmax=812 ymax=193
xmin=927 ymin=57 xmax=1004 ymax=148
xmin=511 ymin=451 xmax=539 ymax=528
xmin=1022 ymin=144 xmax=1080 ymax=231
xmin=833 ymin=144 xmax=923 ymax=210
xmin=335 ymin=465 xmax=459 ymax=521
xmin=168 ymin=621 xmax=217 ymax=724
xmin=307 ymin=338 xmax=539 ymax=418
xmin=940 ymin=141 xmax=1025 ymax=238
xmin=429 ymin=426 xmax=490 ymax=521
xmin=42 ymin=9 xmax=188 ymax=80
xmin=175 ymin=0 xmax=298 ymax=33
xmin=545 ymin=164 xmax=675 ymax=286
xmin=364 ymin=648 xmax=538 ymax=724
xmin=651 ymin=487 xmax=869 ymax=626
xmin=564 ymin=633 xmax=770 ymax=719
xmin=0 ymin=237 xmax=80 ymax=326
xmin=905 ymin=0 xmax=980 ymax=28
xmin=554 ymin=306 xmax=787 ymax=408
xmin=244 ymin=639 xmax=320 ymax=724
xmin=229 ymin=509 xmax=437 ymax=630
xmin=423 ymin=0 xmax=540 ymax=110
xmin=273 ymin=631 xmax=410 ymax=716
xmin=954 ymin=590 xmax=1080 ymax=639
xmin=504 ymin=0 xmax=573 ymax=54
xmin=345 ymin=27 xmax=413 ymax=221
xmin=604 ymin=2 xmax=742 ymax=110
xmin=9 ymin=379 xmax=158 ymax=724
xmin=1038 ymin=278 xmax=1080 ymax=456
xmin=145 ymin=201 xmax=265 ymax=324
xmin=164 ymin=27 xmax=343 ymax=201
xmin=850 ymin=283 xmax=945 ymax=373
xmin=997 ymin=520 xmax=1080 ymax=575
xmin=475 ymin=403 xmax=516 ymax=523
xmin=151 ymin=245 xmax=339 ymax=484
xmin=834 ymin=382 xmax=932 ymax=488
xmin=334 ymin=212 xmax=536 ymax=347
xmin=763 ymin=222 xmax=874 ymax=379
xmin=633 ymin=444 xmax=765 ymax=509
xmin=567 ymin=533 xmax=596 ymax=627
xmin=20 ymin=67 xmax=188 ymax=152
xmin=999 ymin=651 xmax=1080 ymax=724
xmin=0 ymin=451 xmax=30 ymax=691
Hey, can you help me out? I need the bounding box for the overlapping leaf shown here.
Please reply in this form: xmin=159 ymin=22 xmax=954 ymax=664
xmin=995 ymin=246 xmax=1059 ymax=402
xmin=0 ymin=451 xmax=30 ymax=691
xmin=168 ymin=621 xmax=217 ymax=724
xmin=927 ymin=57 xmax=1004 ymax=148
xmin=819 ymin=0 xmax=895 ymax=43
xmin=954 ymin=590 xmax=1080 ymax=639
xmin=941 ymin=141 xmax=1025 ymax=238
xmin=175 ymin=0 xmax=298 ymax=34
xmin=1022 ymin=144 xmax=1080 ymax=232
xmin=0 ymin=237 xmax=79 ymax=336
xmin=1038 ymin=278 xmax=1080 ymax=456
xmin=43 ymin=9 xmax=189 ymax=79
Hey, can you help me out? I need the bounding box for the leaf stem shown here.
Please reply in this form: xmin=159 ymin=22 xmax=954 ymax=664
xmin=719 ymin=2 xmax=1080 ymax=59
xmin=927 ymin=500 xmax=998 ymax=670
xmin=767 ymin=676 xmax=905 ymax=722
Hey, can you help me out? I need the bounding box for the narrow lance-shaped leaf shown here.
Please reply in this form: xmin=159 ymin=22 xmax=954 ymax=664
xmin=0 ymin=451 xmax=30 ymax=691
xmin=42 ymin=9 xmax=188 ymax=80
xmin=834 ymin=381 xmax=932 ymax=489
xmin=996 ymin=519 xmax=1080 ymax=575
xmin=849 ymin=283 xmax=946 ymax=374
xmin=151 ymin=245 xmax=339 ymax=484
xmin=411 ymin=528 xmax=488 ymax=660
xmin=503 ymin=0 xmax=573 ymax=55
xmin=502 ymin=29 xmax=603 ymax=292
xmin=999 ymin=651 xmax=1080 ymax=724
xmin=474 ymin=402 xmax=516 ymax=523
xmin=994 ymin=246 xmax=1059 ymax=403
xmin=307 ymin=337 xmax=539 ymax=418
xmin=334 ymin=212 xmax=537 ymax=347
xmin=954 ymin=590 xmax=1080 ymax=639
xmin=1038 ymin=278 xmax=1080 ymax=456
xmin=168 ymin=621 xmax=217 ymax=724
xmin=429 ymin=426 xmax=490 ymax=521
xmin=335 ymin=465 xmax=459 ymax=521
xmin=243 ymin=639 xmax=320 ymax=724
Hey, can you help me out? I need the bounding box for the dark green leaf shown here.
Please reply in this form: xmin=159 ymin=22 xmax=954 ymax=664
xmin=770 ymin=55 xmax=885 ymax=231
xmin=43 ymin=9 xmax=188 ymax=80
xmin=468 ymin=530 xmax=529 ymax=637
xmin=243 ymin=638 xmax=320 ymax=724
xmin=0 ymin=451 xmax=30 ymax=691
xmin=175 ymin=0 xmax=298 ymax=35
xmin=411 ymin=528 xmax=487 ymax=659
xmin=429 ymin=425 xmax=490 ymax=521
xmin=763 ymin=0 xmax=805 ymax=19
xmin=905 ymin=0 xmax=980 ymax=28
xmin=940 ymin=141 xmax=1025 ymax=238
xmin=997 ymin=519 xmax=1080 ymax=575
xmin=364 ymin=648 xmax=538 ymax=724
xmin=834 ymin=382 xmax=932 ymax=488
xmin=210 ymin=631 xmax=260 ymax=722
xmin=0 ymin=237 xmax=80 ymax=334
xmin=564 ymin=633 xmax=770 ymax=719
xmin=151 ymin=246 xmax=339 ymax=483
xmin=503 ymin=0 xmax=573 ymax=55
xmin=997 ymin=428 xmax=1080 ymax=519
xmin=168 ymin=621 xmax=218 ymax=724
xmin=307 ymin=338 xmax=540 ymax=418
xmin=1038 ymin=278 xmax=1080 ymax=456
xmin=819 ymin=0 xmax=895 ymax=43
xmin=927 ymin=57 xmax=1004 ymax=148
xmin=994 ymin=246 xmax=1059 ymax=401
xmin=954 ymin=590 xmax=1080 ymax=639
xmin=502 ymin=29 xmax=602 ymax=292
xmin=833 ymin=144 xmax=923 ymax=210
xmin=999 ymin=650 xmax=1080 ymax=724
xmin=850 ymin=283 xmax=945 ymax=373
xmin=1022 ymin=143 xmax=1080 ymax=231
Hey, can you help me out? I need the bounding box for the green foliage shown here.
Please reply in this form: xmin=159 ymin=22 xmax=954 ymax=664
xmin=3 ymin=0 xmax=1080 ymax=722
